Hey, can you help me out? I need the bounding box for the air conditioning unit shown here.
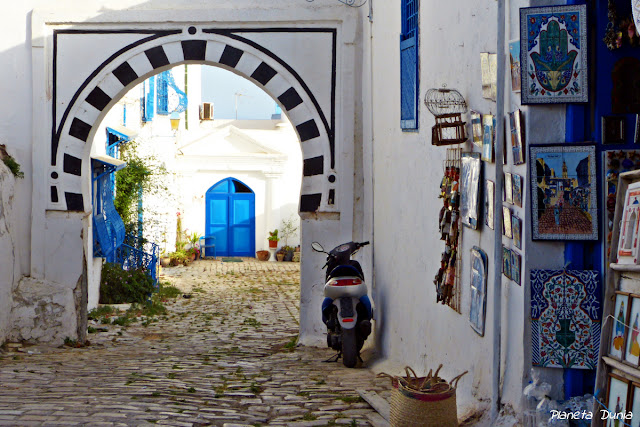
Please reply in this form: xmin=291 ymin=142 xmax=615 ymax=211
xmin=200 ymin=102 xmax=214 ymax=120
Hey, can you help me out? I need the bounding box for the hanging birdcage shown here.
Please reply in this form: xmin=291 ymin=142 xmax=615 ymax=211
xmin=425 ymin=87 xmax=468 ymax=146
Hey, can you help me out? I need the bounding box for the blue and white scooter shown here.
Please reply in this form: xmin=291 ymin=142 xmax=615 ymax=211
xmin=312 ymin=241 xmax=373 ymax=368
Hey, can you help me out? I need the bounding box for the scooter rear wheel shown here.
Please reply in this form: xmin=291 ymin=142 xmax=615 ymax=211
xmin=342 ymin=328 xmax=358 ymax=368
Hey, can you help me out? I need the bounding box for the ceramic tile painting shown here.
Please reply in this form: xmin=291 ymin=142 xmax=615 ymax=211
xmin=610 ymin=292 xmax=630 ymax=361
xmin=520 ymin=5 xmax=588 ymax=104
xmin=505 ymin=173 xmax=513 ymax=204
xmin=513 ymin=174 xmax=523 ymax=207
xmin=482 ymin=114 xmax=495 ymax=163
xmin=470 ymin=111 xmax=483 ymax=148
xmin=531 ymin=269 xmax=601 ymax=369
xmin=509 ymin=110 xmax=525 ymax=165
xmin=530 ymin=145 xmax=597 ymax=241
xmin=509 ymin=40 xmax=521 ymax=93
xmin=460 ymin=153 xmax=482 ymax=230
xmin=617 ymin=181 xmax=640 ymax=265
xmin=502 ymin=246 xmax=511 ymax=280
xmin=607 ymin=375 xmax=629 ymax=427
xmin=486 ymin=180 xmax=495 ymax=230
xmin=512 ymin=215 xmax=522 ymax=250
xmin=510 ymin=250 xmax=521 ymax=285
xmin=626 ymin=297 xmax=640 ymax=366
xmin=469 ymin=247 xmax=488 ymax=336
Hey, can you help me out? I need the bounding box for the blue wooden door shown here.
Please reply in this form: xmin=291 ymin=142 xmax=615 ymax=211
xmin=205 ymin=178 xmax=255 ymax=257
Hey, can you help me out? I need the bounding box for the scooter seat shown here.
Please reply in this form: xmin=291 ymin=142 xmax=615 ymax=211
xmin=328 ymin=264 xmax=364 ymax=280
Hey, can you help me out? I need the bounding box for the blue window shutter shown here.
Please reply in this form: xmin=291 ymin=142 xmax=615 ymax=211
xmin=157 ymin=71 xmax=169 ymax=115
xmin=142 ymin=76 xmax=155 ymax=122
xmin=400 ymin=0 xmax=419 ymax=131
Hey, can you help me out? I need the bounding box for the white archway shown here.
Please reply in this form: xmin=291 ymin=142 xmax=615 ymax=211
xmin=30 ymin=6 xmax=358 ymax=345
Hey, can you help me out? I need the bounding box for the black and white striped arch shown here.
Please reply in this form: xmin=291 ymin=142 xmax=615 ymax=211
xmin=50 ymin=30 xmax=337 ymax=214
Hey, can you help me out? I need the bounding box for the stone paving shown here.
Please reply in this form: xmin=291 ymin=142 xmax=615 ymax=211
xmin=0 ymin=259 xmax=391 ymax=426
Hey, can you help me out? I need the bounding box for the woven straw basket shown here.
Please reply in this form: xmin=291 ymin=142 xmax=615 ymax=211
xmin=378 ymin=366 xmax=467 ymax=427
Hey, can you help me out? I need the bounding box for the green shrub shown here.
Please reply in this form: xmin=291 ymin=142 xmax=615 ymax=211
xmin=2 ymin=155 xmax=24 ymax=178
xmin=99 ymin=262 xmax=154 ymax=304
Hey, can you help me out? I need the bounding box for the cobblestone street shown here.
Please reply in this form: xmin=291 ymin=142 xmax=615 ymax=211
xmin=0 ymin=260 xmax=389 ymax=427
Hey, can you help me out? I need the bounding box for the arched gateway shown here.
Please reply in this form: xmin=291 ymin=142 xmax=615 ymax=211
xmin=29 ymin=6 xmax=358 ymax=345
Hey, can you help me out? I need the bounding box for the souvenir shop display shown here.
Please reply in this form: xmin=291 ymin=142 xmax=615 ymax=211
xmin=520 ymin=5 xmax=588 ymax=104
xmin=485 ymin=180 xmax=495 ymax=230
xmin=469 ymin=247 xmax=488 ymax=336
xmin=604 ymin=150 xmax=640 ymax=261
xmin=434 ymin=148 xmax=462 ymax=312
xmin=425 ymin=87 xmax=468 ymax=146
xmin=460 ymin=153 xmax=482 ymax=230
xmin=530 ymin=144 xmax=598 ymax=241
xmin=531 ymin=269 xmax=601 ymax=369
xmin=508 ymin=110 xmax=525 ymax=165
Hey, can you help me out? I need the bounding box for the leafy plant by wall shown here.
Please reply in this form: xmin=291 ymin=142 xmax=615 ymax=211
xmin=99 ymin=262 xmax=155 ymax=304
xmin=0 ymin=145 xmax=24 ymax=178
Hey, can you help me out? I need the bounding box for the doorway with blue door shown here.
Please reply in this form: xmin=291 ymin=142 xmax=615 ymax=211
xmin=205 ymin=177 xmax=256 ymax=257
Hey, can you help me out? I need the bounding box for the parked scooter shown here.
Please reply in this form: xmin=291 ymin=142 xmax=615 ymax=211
xmin=312 ymin=241 xmax=373 ymax=368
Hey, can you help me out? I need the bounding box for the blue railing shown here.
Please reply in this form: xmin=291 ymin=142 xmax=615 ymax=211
xmin=115 ymin=243 xmax=159 ymax=288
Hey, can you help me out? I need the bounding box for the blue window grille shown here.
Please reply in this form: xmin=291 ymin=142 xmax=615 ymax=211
xmin=400 ymin=0 xmax=419 ymax=131
xmin=157 ymin=72 xmax=169 ymax=115
xmin=142 ymin=76 xmax=155 ymax=122
xmin=156 ymin=70 xmax=188 ymax=116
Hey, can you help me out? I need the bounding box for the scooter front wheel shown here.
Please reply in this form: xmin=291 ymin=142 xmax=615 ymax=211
xmin=342 ymin=328 xmax=358 ymax=368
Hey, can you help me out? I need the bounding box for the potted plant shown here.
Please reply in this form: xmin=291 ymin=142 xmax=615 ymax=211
xmin=279 ymin=216 xmax=299 ymax=255
xmin=276 ymin=249 xmax=285 ymax=262
xmin=268 ymin=229 xmax=279 ymax=249
xmin=160 ymin=252 xmax=171 ymax=268
xmin=282 ymin=245 xmax=295 ymax=261
xmin=256 ymin=250 xmax=270 ymax=261
xmin=187 ymin=246 xmax=200 ymax=261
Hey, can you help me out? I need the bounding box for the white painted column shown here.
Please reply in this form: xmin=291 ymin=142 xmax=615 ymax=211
xmin=264 ymin=172 xmax=282 ymax=235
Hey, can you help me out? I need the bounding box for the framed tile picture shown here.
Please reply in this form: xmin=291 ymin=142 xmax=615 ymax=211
xmin=520 ymin=5 xmax=588 ymax=104
xmin=629 ymin=383 xmax=640 ymax=427
xmin=504 ymin=173 xmax=513 ymax=204
xmin=530 ymin=144 xmax=598 ymax=241
xmin=482 ymin=114 xmax=495 ymax=163
xmin=512 ymin=214 xmax=522 ymax=250
xmin=602 ymin=116 xmax=626 ymax=145
xmin=610 ymin=292 xmax=631 ymax=361
xmin=607 ymin=374 xmax=630 ymax=425
xmin=502 ymin=246 xmax=511 ymax=280
xmin=469 ymin=247 xmax=488 ymax=336
xmin=503 ymin=206 xmax=512 ymax=238
xmin=509 ymin=40 xmax=521 ymax=93
xmin=509 ymin=110 xmax=525 ymax=165
xmin=510 ymin=250 xmax=521 ymax=285
xmin=485 ymin=180 xmax=495 ymax=230
xmin=470 ymin=111 xmax=483 ymax=148
xmin=513 ymin=174 xmax=523 ymax=207
xmin=626 ymin=296 xmax=640 ymax=366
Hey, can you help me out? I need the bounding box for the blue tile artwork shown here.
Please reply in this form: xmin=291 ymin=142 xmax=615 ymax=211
xmin=531 ymin=269 xmax=601 ymax=369
xmin=520 ymin=5 xmax=588 ymax=104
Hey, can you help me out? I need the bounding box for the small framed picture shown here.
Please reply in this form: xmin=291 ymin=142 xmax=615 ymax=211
xmin=504 ymin=173 xmax=513 ymax=204
xmin=509 ymin=40 xmax=521 ymax=93
xmin=611 ymin=292 xmax=631 ymax=360
xmin=629 ymin=382 xmax=640 ymax=427
xmin=502 ymin=246 xmax=511 ymax=280
xmin=512 ymin=174 xmax=523 ymax=207
xmin=512 ymin=215 xmax=522 ymax=250
xmin=603 ymin=116 xmax=626 ymax=145
xmin=510 ymin=250 xmax=521 ymax=285
xmin=482 ymin=114 xmax=495 ymax=163
xmin=606 ymin=373 xmax=630 ymax=424
xmin=485 ymin=180 xmax=495 ymax=230
xmin=470 ymin=111 xmax=483 ymax=148
xmin=509 ymin=110 xmax=525 ymax=165
xmin=625 ymin=296 xmax=640 ymax=366
xmin=503 ymin=206 xmax=512 ymax=238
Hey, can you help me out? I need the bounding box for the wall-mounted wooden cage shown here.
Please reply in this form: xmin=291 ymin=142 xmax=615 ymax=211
xmin=425 ymin=87 xmax=468 ymax=146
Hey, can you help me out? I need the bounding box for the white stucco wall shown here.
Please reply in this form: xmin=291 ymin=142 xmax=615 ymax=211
xmin=360 ymin=0 xmax=569 ymax=420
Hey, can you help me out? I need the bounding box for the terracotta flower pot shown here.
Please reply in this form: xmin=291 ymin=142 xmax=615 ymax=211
xmin=256 ymin=250 xmax=270 ymax=261
xmin=269 ymin=240 xmax=278 ymax=249
xmin=276 ymin=253 xmax=285 ymax=262
xmin=160 ymin=257 xmax=171 ymax=268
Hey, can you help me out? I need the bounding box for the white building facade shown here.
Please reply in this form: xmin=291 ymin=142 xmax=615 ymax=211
xmin=0 ymin=0 xmax=593 ymax=423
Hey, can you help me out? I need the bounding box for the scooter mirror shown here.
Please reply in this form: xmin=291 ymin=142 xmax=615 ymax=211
xmin=311 ymin=242 xmax=324 ymax=252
